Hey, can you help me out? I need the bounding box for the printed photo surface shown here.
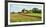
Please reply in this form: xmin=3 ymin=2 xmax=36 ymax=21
xmin=8 ymin=2 xmax=43 ymax=25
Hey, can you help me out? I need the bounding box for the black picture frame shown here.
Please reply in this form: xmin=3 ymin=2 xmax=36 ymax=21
xmin=5 ymin=1 xmax=45 ymax=26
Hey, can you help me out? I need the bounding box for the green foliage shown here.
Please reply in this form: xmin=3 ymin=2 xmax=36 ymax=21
xmin=21 ymin=8 xmax=41 ymax=13
xmin=32 ymin=8 xmax=41 ymax=13
xmin=22 ymin=8 xmax=25 ymax=13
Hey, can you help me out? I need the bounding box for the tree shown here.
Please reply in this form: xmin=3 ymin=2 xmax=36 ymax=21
xmin=32 ymin=8 xmax=41 ymax=13
xmin=22 ymin=8 xmax=29 ymax=13
xmin=22 ymin=8 xmax=25 ymax=13
xmin=38 ymin=9 xmax=41 ymax=13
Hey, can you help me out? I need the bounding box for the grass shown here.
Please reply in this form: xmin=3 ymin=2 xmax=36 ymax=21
xmin=25 ymin=13 xmax=41 ymax=18
xmin=10 ymin=13 xmax=42 ymax=22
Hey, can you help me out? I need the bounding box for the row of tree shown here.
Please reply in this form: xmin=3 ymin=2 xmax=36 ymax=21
xmin=22 ymin=8 xmax=41 ymax=13
xmin=11 ymin=8 xmax=41 ymax=14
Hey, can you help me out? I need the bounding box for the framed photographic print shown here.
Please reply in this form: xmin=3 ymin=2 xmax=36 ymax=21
xmin=5 ymin=1 xmax=45 ymax=26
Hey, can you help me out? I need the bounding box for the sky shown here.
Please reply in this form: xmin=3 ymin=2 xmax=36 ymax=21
xmin=8 ymin=3 xmax=43 ymax=12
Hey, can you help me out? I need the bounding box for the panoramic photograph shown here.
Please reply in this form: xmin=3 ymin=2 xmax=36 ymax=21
xmin=8 ymin=3 xmax=43 ymax=25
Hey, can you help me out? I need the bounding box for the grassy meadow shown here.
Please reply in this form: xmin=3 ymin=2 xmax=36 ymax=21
xmin=10 ymin=12 xmax=42 ymax=22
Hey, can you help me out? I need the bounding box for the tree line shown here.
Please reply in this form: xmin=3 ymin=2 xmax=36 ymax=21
xmin=11 ymin=8 xmax=41 ymax=14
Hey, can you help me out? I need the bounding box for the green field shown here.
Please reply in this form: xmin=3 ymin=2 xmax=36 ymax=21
xmin=10 ymin=13 xmax=42 ymax=22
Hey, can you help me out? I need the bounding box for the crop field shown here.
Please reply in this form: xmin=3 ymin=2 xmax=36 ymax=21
xmin=10 ymin=13 xmax=41 ymax=22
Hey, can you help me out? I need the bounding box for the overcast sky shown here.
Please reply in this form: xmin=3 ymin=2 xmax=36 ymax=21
xmin=8 ymin=3 xmax=43 ymax=12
